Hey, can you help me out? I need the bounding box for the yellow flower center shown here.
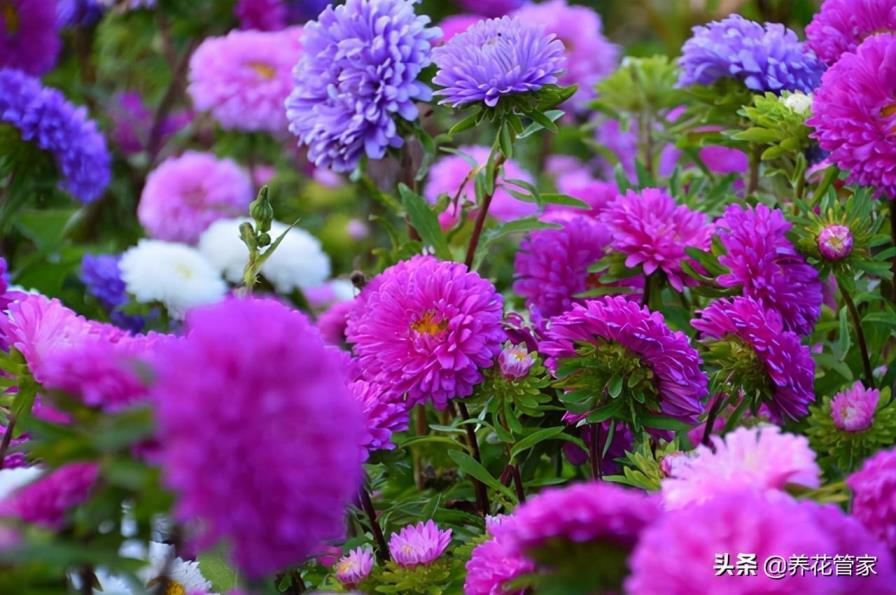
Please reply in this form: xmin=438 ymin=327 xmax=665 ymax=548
xmin=249 ymin=62 xmax=277 ymax=80
xmin=2 ymin=2 xmax=19 ymax=36
xmin=175 ymin=262 xmax=195 ymax=280
xmin=336 ymin=560 xmax=354 ymax=574
xmin=147 ymin=578 xmax=187 ymax=595
xmin=410 ymin=311 xmax=447 ymax=336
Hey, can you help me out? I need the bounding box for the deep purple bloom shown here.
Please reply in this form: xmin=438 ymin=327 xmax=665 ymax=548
xmin=235 ymin=0 xmax=287 ymax=30
xmin=848 ymin=447 xmax=896 ymax=552
xmin=457 ymin=0 xmax=521 ymax=17
xmin=806 ymin=0 xmax=896 ymax=65
xmin=81 ymin=254 xmax=128 ymax=309
xmin=679 ymin=15 xmax=824 ymax=93
xmin=0 ymin=0 xmax=60 ymax=75
xmin=0 ymin=68 xmax=110 ymax=202
xmin=831 ymin=381 xmax=879 ymax=432
xmin=350 ymin=379 xmax=408 ymax=456
xmin=346 ymin=255 xmax=505 ymax=410
xmin=285 ymin=0 xmax=440 ymax=172
xmin=151 ymin=298 xmax=365 ymax=577
xmin=388 ymin=520 xmax=451 ymax=567
xmin=433 ymin=16 xmax=566 ymax=108
xmin=0 ymin=463 xmax=99 ymax=530
xmin=693 ymin=297 xmax=815 ymax=421
xmin=716 ymin=203 xmax=822 ymax=336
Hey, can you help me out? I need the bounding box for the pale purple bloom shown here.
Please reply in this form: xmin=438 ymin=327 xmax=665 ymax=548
xmin=832 ymin=382 xmax=880 ymax=432
xmin=334 ymin=546 xmax=374 ymax=587
xmin=817 ymin=224 xmax=854 ymax=260
xmin=498 ymin=342 xmax=534 ymax=380
xmin=438 ymin=14 xmax=481 ymax=43
xmin=388 ymin=520 xmax=451 ymax=567
xmin=848 ymin=447 xmax=896 ymax=553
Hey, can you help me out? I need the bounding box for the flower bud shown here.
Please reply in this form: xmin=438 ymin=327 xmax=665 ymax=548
xmin=831 ymin=381 xmax=879 ymax=432
xmin=498 ymin=342 xmax=534 ymax=380
xmin=249 ymin=186 xmax=274 ymax=233
xmin=239 ymin=222 xmax=256 ymax=250
xmin=817 ymin=224 xmax=853 ymax=260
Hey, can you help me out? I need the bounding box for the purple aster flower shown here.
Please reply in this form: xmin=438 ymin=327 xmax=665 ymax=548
xmin=831 ymin=381 xmax=880 ymax=432
xmin=317 ymin=299 xmax=355 ymax=346
xmin=0 ymin=0 xmax=60 ymax=75
xmin=541 ymin=297 xmax=708 ymax=425
xmin=817 ymin=224 xmax=854 ymax=260
xmin=457 ymin=0 xmax=521 ymax=17
xmin=512 ymin=0 xmax=618 ymax=109
xmin=0 ymin=463 xmax=99 ymax=530
xmin=285 ymin=0 xmax=331 ymax=22
xmin=151 ymin=297 xmax=365 ymax=577
xmin=679 ymin=15 xmax=824 ymax=93
xmin=334 ymin=546 xmax=374 ymax=587
xmin=346 ymin=255 xmax=505 ymax=410
xmin=285 ymin=0 xmax=440 ymax=172
xmin=848 ymin=447 xmax=896 ymax=552
xmin=388 ymin=520 xmax=451 ymax=567
xmin=350 ymin=379 xmax=408 ymax=456
xmin=139 ymin=152 xmax=253 ymax=244
xmin=0 ymin=68 xmax=110 ymax=203
xmin=513 ymin=213 xmax=612 ymax=321
xmin=806 ymin=0 xmax=896 ymax=65
xmin=235 ymin=0 xmax=287 ymax=30
xmin=57 ymin=0 xmax=105 ymax=27
xmin=465 ymin=514 xmax=533 ymax=595
xmin=809 ymin=33 xmax=896 ymax=198
xmin=109 ymin=91 xmax=191 ymax=156
xmin=433 ymin=16 xmax=566 ymax=108
xmin=438 ymin=14 xmax=481 ymax=43
xmin=692 ymin=297 xmax=815 ymax=421
xmin=189 ymin=27 xmax=302 ymax=133
xmin=604 ymin=188 xmax=713 ymax=292
xmin=498 ymin=342 xmax=534 ymax=380
xmin=81 ymin=254 xmax=127 ymax=310
xmin=716 ymin=203 xmax=822 ymax=336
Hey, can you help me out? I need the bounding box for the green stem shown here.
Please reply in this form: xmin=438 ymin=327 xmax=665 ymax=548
xmin=0 ymin=415 xmax=16 ymax=470
xmin=456 ymin=401 xmax=490 ymax=515
xmin=838 ymin=278 xmax=875 ymax=388
xmin=722 ymin=395 xmax=751 ymax=434
xmin=463 ymin=151 xmax=506 ymax=269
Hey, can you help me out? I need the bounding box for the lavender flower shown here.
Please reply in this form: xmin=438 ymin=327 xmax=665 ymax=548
xmin=498 ymin=342 xmax=535 ymax=380
xmin=334 ymin=546 xmax=374 ymax=587
xmin=831 ymin=382 xmax=880 ymax=432
xmin=388 ymin=520 xmax=452 ymax=567
xmin=80 ymin=254 xmax=128 ymax=310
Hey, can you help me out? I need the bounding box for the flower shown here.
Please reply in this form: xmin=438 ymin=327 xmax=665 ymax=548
xmin=334 ymin=546 xmax=374 ymax=587
xmin=235 ymin=0 xmax=287 ymax=30
xmin=119 ymin=541 xmax=214 ymax=595
xmin=604 ymin=188 xmax=712 ymax=291
xmin=498 ymin=342 xmax=534 ymax=380
xmin=346 ymin=255 xmax=505 ymax=410
xmin=809 ymin=34 xmax=896 ymax=199
xmin=350 ymin=379 xmax=408 ymax=455
xmin=0 ymin=462 xmax=99 ymax=530
xmin=848 ymin=447 xmax=896 ymax=552
xmin=678 ymin=14 xmax=824 ymax=93
xmin=58 ymin=0 xmax=105 ymax=28
xmin=692 ymin=297 xmax=815 ymax=421
xmin=285 ymin=0 xmax=439 ymax=172
xmin=0 ymin=424 xmax=29 ymax=468
xmin=317 ymin=299 xmax=355 ymax=346
xmin=109 ymin=91 xmax=192 ymax=156
xmin=457 ymin=0 xmax=521 ymax=17
xmin=119 ymin=240 xmax=228 ymax=319
xmin=540 ymin=297 xmax=708 ymax=426
xmin=388 ymin=520 xmax=452 ymax=567
xmin=189 ymin=27 xmax=302 ymax=132
xmin=438 ymin=14 xmax=481 ymax=43
xmin=545 ymin=156 xmax=618 ymax=217
xmin=817 ymin=223 xmax=854 ymax=260
xmin=0 ymin=0 xmax=60 ymax=75
xmin=512 ymin=0 xmax=618 ymax=108
xmin=423 ymin=145 xmax=538 ymax=226
xmin=716 ymin=203 xmax=822 ymax=336
xmin=138 ymin=152 xmax=253 ymax=244
xmin=433 ymin=16 xmax=566 ymax=108
xmin=151 ymin=297 xmax=365 ymax=577
xmin=832 ymin=382 xmax=879 ymax=432
xmin=661 ymin=425 xmax=820 ymax=509
xmin=806 ymin=0 xmax=896 ymax=65
xmin=782 ymin=90 xmax=812 ymax=114
xmin=513 ymin=214 xmax=612 ymax=321
xmin=0 ymin=68 xmax=110 ymax=202
xmin=464 ymin=514 xmax=533 ymax=595
xmin=81 ymin=254 xmax=128 ymax=309
xmin=0 ymin=467 xmax=42 ymax=501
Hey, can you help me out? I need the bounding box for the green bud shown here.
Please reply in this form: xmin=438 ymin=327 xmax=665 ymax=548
xmin=249 ymin=185 xmax=274 ymax=233
xmin=239 ymin=222 xmax=257 ymax=250
xmin=257 ymin=232 xmax=271 ymax=248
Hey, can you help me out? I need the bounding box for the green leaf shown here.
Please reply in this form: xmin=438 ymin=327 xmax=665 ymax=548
xmin=199 ymin=552 xmax=239 ymax=592
xmin=398 ymin=183 xmax=451 ymax=260
xmin=510 ymin=427 xmax=565 ymax=460
xmin=539 ymin=193 xmax=590 ymax=209
xmin=473 ymin=217 xmax=560 ymax=269
xmin=448 ymin=110 xmax=481 ymax=135
xmin=641 ymin=415 xmax=693 ymax=432
xmin=447 ymin=449 xmax=517 ymax=502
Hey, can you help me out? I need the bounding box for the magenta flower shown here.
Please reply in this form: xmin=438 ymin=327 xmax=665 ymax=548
xmin=498 ymin=342 xmax=535 ymax=380
xmin=389 ymin=520 xmax=451 ymax=567
xmin=350 ymin=379 xmax=408 ymax=456
xmin=848 ymin=447 xmax=896 ymax=552
xmin=109 ymin=91 xmax=192 ymax=156
xmin=438 ymin=14 xmax=481 ymax=43
xmin=0 ymin=463 xmax=99 ymax=530
xmin=334 ymin=546 xmax=374 ymax=587
xmin=235 ymin=0 xmax=287 ymax=31
xmin=316 ymin=299 xmax=355 ymax=346
xmin=457 ymin=0 xmax=522 ymax=17
xmin=0 ymin=0 xmax=60 ymax=75
xmin=346 ymin=256 xmax=505 ymax=410
xmin=716 ymin=203 xmax=822 ymax=336
xmin=465 ymin=514 xmax=533 ymax=595
xmin=817 ymin=224 xmax=854 ymax=260
xmin=806 ymin=0 xmax=896 ymax=65
xmin=831 ymin=382 xmax=880 ymax=432
xmin=138 ymin=152 xmax=253 ymax=244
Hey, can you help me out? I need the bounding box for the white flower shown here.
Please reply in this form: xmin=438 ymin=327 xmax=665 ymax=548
xmin=781 ymin=91 xmax=812 ymax=115
xmin=197 ymin=218 xmax=251 ymax=284
xmin=0 ymin=467 xmax=42 ymax=501
xmin=119 ymin=240 xmax=227 ymax=319
xmin=139 ymin=542 xmax=214 ymax=594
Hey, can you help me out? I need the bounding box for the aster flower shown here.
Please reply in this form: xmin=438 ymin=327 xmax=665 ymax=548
xmin=334 ymin=546 xmax=374 ymax=587
xmin=604 ymin=188 xmax=712 ymax=291
xmin=81 ymin=254 xmax=128 ymax=310
xmin=350 ymin=379 xmax=408 ymax=455
xmin=0 ymin=68 xmax=110 ymax=203
xmin=119 ymin=240 xmax=228 ymax=320
xmin=139 ymin=152 xmax=253 ymax=244
xmin=0 ymin=462 xmax=99 ymax=530
xmin=235 ymin=0 xmax=287 ymax=30
xmin=151 ymin=298 xmax=365 ymax=577
xmin=545 ymin=156 xmax=618 ymax=217
xmin=809 ymin=34 xmax=896 ymax=198
xmin=832 ymin=382 xmax=879 ymax=431
xmin=58 ymin=0 xmax=105 ymax=28
xmin=512 ymin=0 xmax=618 ymax=108
xmin=678 ymin=15 xmax=824 ymax=93
xmin=540 ymin=296 xmax=708 ymax=427
xmin=109 ymin=91 xmax=192 ymax=156
xmin=806 ymin=0 xmax=896 ymax=65
xmin=716 ymin=203 xmax=822 ymax=336
xmin=848 ymin=448 xmax=896 ymax=553
xmin=661 ymin=425 xmax=820 ymax=509
xmin=692 ymin=297 xmax=815 ymax=421
xmin=817 ymin=224 xmax=854 ymax=260
xmin=388 ymin=520 xmax=452 ymax=567
xmin=465 ymin=514 xmax=533 ymax=595
xmin=513 ymin=214 xmax=612 ymax=321
xmin=189 ymin=27 xmax=302 ymax=132
xmin=498 ymin=342 xmax=535 ymax=380
xmin=285 ymin=0 xmax=440 ymax=172
xmin=433 ymin=16 xmax=566 ymax=108
xmin=0 ymin=0 xmax=60 ymax=75
xmin=346 ymin=255 xmax=505 ymax=410
xmin=438 ymin=14 xmax=481 ymax=43
xmin=317 ymin=299 xmax=355 ymax=346
xmin=458 ymin=0 xmax=521 ymax=17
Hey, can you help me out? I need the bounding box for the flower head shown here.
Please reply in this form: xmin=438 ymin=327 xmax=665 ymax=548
xmin=189 ymin=27 xmax=302 ymax=132
xmin=235 ymin=0 xmax=287 ymax=31
xmin=0 ymin=0 xmax=60 ymax=75
xmin=433 ymin=16 xmax=566 ymax=108
xmin=346 ymin=255 xmax=505 ymax=410
xmin=81 ymin=254 xmax=128 ymax=310
xmin=806 ymin=0 xmax=896 ymax=65
xmin=335 ymin=546 xmax=374 ymax=587
xmin=0 ymin=463 xmax=99 ymax=530
xmin=604 ymin=188 xmax=712 ymax=291
xmin=546 ymin=156 xmax=618 ymax=217
xmin=350 ymin=379 xmax=408 ymax=455
xmin=817 ymin=223 xmax=854 ymax=260
xmin=458 ymin=0 xmax=521 ymax=17
xmin=832 ymin=382 xmax=879 ymax=432
xmin=679 ymin=14 xmax=824 ymax=93
xmin=151 ymin=297 xmax=365 ymax=577
xmin=716 ymin=203 xmax=822 ymax=336
xmin=809 ymin=33 xmax=896 ymax=198
xmin=317 ymin=299 xmax=354 ymax=346
xmin=139 ymin=152 xmax=253 ymax=244
xmin=285 ymin=0 xmax=439 ymax=172
xmin=0 ymin=68 xmax=110 ymax=202
xmin=388 ymin=520 xmax=451 ymax=567
xmin=848 ymin=447 xmax=896 ymax=552
xmin=438 ymin=14 xmax=481 ymax=43
xmin=464 ymin=514 xmax=533 ymax=595
xmin=499 ymin=342 xmax=535 ymax=380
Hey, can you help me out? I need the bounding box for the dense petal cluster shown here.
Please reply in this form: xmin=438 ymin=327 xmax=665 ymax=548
xmin=832 ymin=382 xmax=880 ymax=432
xmin=0 ymin=68 xmax=110 ymax=202
xmin=235 ymin=0 xmax=287 ymax=30
xmin=464 ymin=514 xmax=533 ymax=595
xmin=0 ymin=0 xmax=60 ymax=75
xmin=817 ymin=223 xmax=854 ymax=260
xmin=806 ymin=0 xmax=896 ymax=65
xmin=716 ymin=203 xmax=822 ymax=336
xmin=80 ymin=254 xmax=128 ymax=310
xmin=346 ymin=255 xmax=505 ymax=410
xmin=335 ymin=546 xmax=374 ymax=587
xmin=848 ymin=447 xmax=896 ymax=552
xmin=0 ymin=463 xmax=99 ymax=530
xmin=285 ymin=0 xmax=440 ymax=172
xmin=433 ymin=16 xmax=566 ymax=107
xmin=388 ymin=520 xmax=452 ymax=567
xmin=350 ymin=379 xmax=408 ymax=455
xmin=809 ymin=34 xmax=896 ymax=198
xmin=151 ymin=298 xmax=365 ymax=577
xmin=679 ymin=15 xmax=824 ymax=93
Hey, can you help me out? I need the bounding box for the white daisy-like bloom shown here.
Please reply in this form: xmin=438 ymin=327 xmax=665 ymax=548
xmin=0 ymin=467 xmax=42 ymax=501
xmin=197 ymin=218 xmax=250 ymax=285
xmin=91 ymin=570 xmax=137 ymax=595
xmin=781 ymin=91 xmax=812 ymax=115
xmin=117 ymin=541 xmax=214 ymax=594
xmin=119 ymin=240 xmax=227 ymax=320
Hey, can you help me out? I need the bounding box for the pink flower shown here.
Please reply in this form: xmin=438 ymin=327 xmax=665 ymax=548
xmin=388 ymin=520 xmax=452 ymax=567
xmin=848 ymin=447 xmax=896 ymax=552
xmin=831 ymin=382 xmax=880 ymax=432
xmin=806 ymin=0 xmax=896 ymax=65
xmin=817 ymin=224 xmax=854 ymax=261
xmin=334 ymin=546 xmax=374 ymax=587
xmin=498 ymin=342 xmax=535 ymax=380
xmin=438 ymin=14 xmax=482 ymax=43
xmin=1 ymin=463 xmax=99 ymax=530
xmin=465 ymin=514 xmax=533 ymax=595
xmin=350 ymin=379 xmax=408 ymax=456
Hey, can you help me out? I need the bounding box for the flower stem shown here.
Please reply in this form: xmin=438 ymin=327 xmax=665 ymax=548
xmin=359 ymin=485 xmax=389 ymax=563
xmin=588 ymin=423 xmax=603 ymax=479
xmin=455 ymin=400 xmax=490 ymax=515
xmin=464 ymin=153 xmax=506 ymax=269
xmin=890 ymin=199 xmax=896 ymax=302
xmin=0 ymin=415 xmax=16 ymax=470
xmin=509 ymin=463 xmax=526 ymax=502
xmin=701 ymin=393 xmax=726 ymax=446
xmin=838 ymin=278 xmax=875 ymax=388
xmin=747 ymin=145 xmax=761 ymax=195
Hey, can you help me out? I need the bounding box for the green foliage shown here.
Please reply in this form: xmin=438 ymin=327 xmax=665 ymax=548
xmin=593 ymin=56 xmax=683 ymax=116
xmin=727 ymin=91 xmax=813 ymax=161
